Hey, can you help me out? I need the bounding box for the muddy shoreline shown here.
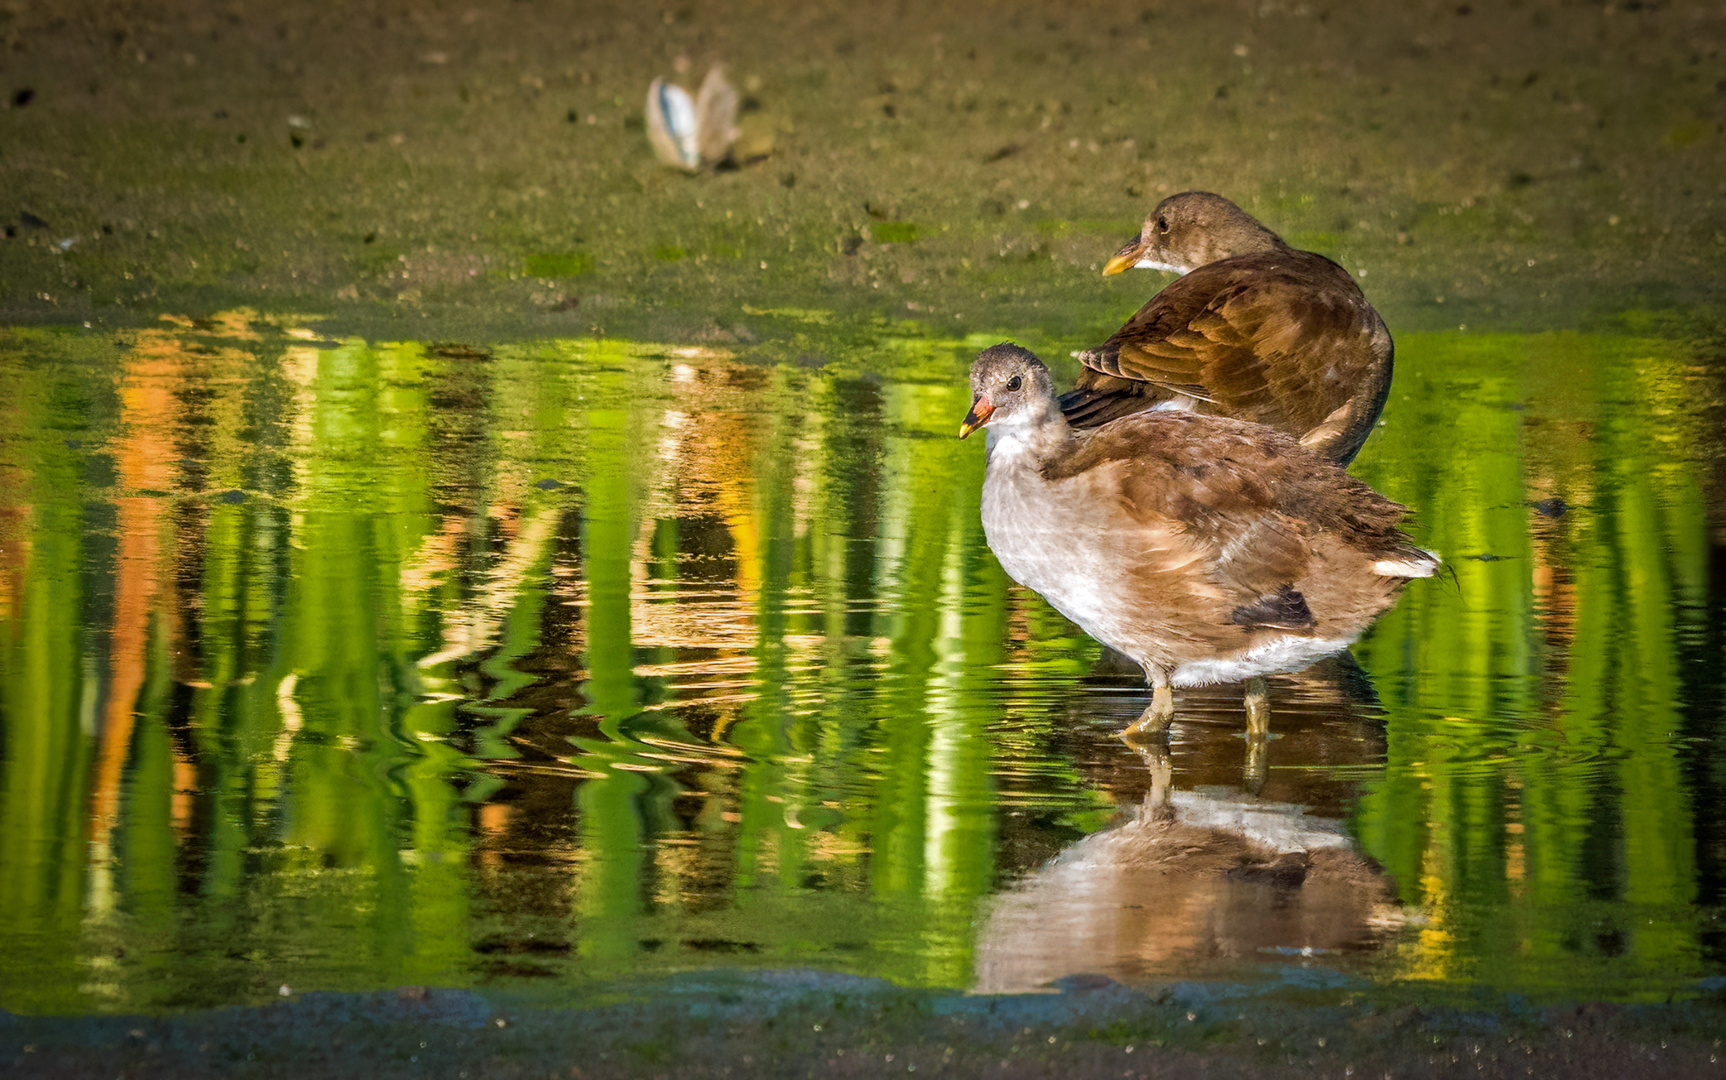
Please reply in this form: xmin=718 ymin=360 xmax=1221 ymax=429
xmin=9 ymin=971 xmax=1726 ymax=1079
xmin=2 ymin=0 xmax=1723 ymax=342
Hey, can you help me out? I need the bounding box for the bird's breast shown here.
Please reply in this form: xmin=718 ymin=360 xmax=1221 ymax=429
xmin=980 ymin=460 xmax=1148 ymax=646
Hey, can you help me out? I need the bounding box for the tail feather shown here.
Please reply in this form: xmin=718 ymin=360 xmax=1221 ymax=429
xmin=1373 ymin=549 xmax=1440 ymax=579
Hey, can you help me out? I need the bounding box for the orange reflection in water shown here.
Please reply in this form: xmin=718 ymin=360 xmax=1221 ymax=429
xmin=88 ymin=330 xmax=188 ymax=847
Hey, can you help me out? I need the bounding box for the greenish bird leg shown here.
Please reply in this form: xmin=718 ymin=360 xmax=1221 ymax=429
xmin=1243 ymin=675 xmax=1270 ymax=794
xmin=1123 ymin=682 xmax=1175 ymax=741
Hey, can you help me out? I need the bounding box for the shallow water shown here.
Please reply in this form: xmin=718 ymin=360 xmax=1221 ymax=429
xmin=0 ymin=313 xmax=1721 ymax=1014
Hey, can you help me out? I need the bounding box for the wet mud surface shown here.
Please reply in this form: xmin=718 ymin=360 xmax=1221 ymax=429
xmin=1 ymin=0 xmax=1723 ymax=341
xmin=8 ymin=972 xmax=1726 ymax=1079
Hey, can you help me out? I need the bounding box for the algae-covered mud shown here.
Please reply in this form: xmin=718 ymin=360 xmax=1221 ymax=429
xmin=0 ymin=0 xmax=1723 ymax=337
xmin=3 ymin=1 xmax=1726 ymax=1077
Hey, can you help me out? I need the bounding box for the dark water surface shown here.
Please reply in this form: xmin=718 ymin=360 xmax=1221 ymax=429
xmin=1 ymin=314 xmax=1722 ymax=1014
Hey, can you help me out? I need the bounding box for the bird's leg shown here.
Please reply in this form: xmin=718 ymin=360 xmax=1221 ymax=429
xmin=1243 ymin=675 xmax=1270 ymax=795
xmin=1243 ymin=675 xmax=1271 ymax=737
xmin=1123 ymin=682 xmax=1176 ymax=741
xmin=1125 ymin=738 xmax=1175 ymax=823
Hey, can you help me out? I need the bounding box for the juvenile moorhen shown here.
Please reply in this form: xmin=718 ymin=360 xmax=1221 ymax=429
xmin=1061 ymin=191 xmax=1393 ymax=467
xmin=964 ymin=342 xmax=1436 ymax=738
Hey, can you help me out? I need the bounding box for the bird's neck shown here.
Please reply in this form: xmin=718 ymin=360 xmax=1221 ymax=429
xmin=985 ymin=402 xmax=1073 ymax=467
xmin=1209 ymin=223 xmax=1286 ymax=263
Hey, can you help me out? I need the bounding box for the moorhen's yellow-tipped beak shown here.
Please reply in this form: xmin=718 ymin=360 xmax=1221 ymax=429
xmin=959 ymin=395 xmax=994 ymax=439
xmin=1103 ymin=240 xmax=1145 ymax=276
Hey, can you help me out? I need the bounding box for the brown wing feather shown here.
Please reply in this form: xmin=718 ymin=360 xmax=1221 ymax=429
xmin=1060 ymin=250 xmax=1393 ymax=465
xmin=1045 ymin=411 xmax=1421 ymax=614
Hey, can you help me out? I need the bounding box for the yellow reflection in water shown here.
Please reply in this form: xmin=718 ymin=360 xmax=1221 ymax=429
xmin=0 ymin=315 xmax=1719 ymax=1011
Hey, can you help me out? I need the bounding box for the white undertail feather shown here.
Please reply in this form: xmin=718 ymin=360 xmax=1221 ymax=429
xmin=1149 ymin=396 xmax=1198 ymax=411
xmin=1170 ymin=636 xmax=1358 ymax=688
xmin=1373 ymin=551 xmax=1440 ymax=579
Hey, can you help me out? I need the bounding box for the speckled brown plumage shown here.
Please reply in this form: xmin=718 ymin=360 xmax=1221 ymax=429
xmin=1059 ymin=192 xmax=1393 ymax=467
xmin=964 ymin=342 xmax=1435 ymax=737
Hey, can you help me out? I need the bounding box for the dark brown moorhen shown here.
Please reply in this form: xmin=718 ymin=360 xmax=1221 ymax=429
xmin=1061 ymin=191 xmax=1393 ymax=467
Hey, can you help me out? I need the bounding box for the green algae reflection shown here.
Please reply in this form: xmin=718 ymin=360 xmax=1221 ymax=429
xmin=0 ymin=315 xmax=1722 ymax=1013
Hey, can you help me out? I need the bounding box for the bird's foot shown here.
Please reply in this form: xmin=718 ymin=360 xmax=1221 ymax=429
xmin=1243 ymin=675 xmax=1271 ymax=739
xmin=1243 ymin=675 xmax=1270 ymax=794
xmin=1122 ymin=683 xmax=1176 ymax=742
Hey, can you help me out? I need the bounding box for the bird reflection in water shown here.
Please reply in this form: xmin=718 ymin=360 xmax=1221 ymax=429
xmin=974 ymin=732 xmax=1404 ymax=994
xmin=1077 ymin=650 xmax=1387 ymax=798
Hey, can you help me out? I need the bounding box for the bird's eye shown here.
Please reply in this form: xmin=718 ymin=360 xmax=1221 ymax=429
xmin=1006 ymin=375 xmax=1022 ymax=392
xmin=1156 ymin=216 xmax=1170 ymax=234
